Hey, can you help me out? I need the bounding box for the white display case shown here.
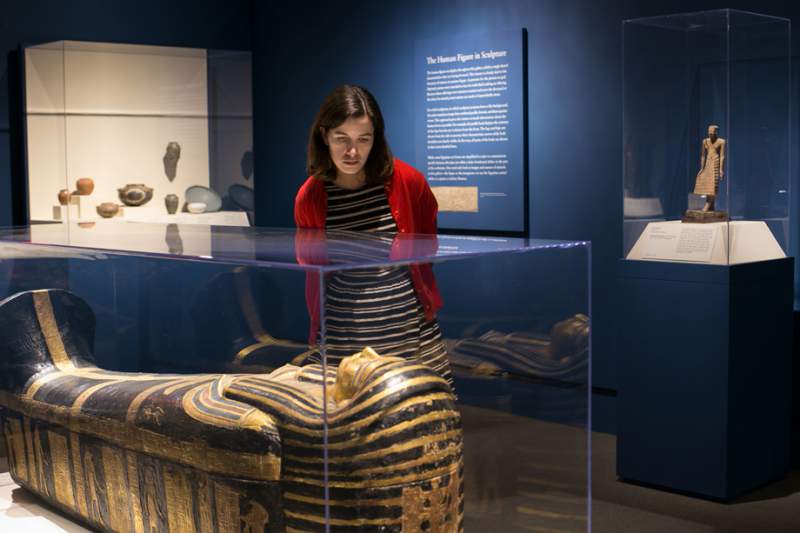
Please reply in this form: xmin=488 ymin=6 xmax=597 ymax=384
xmin=23 ymin=40 xmax=253 ymax=225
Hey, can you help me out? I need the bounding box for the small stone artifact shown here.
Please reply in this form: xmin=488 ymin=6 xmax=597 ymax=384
xmin=163 ymin=141 xmax=181 ymax=181
xmin=57 ymin=189 xmax=71 ymax=205
xmin=187 ymin=201 xmax=207 ymax=214
xmin=683 ymin=124 xmax=728 ymax=223
xmin=75 ymin=177 xmax=94 ymax=195
xmin=96 ymin=202 xmax=119 ymax=218
xmin=118 ymin=183 xmax=154 ymax=206
xmin=164 ymin=194 xmax=179 ymax=214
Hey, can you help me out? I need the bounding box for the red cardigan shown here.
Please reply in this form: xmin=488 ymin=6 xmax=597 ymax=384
xmin=294 ymin=159 xmax=443 ymax=344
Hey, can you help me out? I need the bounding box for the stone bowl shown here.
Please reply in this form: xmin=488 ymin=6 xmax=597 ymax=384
xmin=186 ymin=202 xmax=207 ymax=214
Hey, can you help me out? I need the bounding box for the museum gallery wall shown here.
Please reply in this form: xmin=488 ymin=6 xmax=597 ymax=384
xmin=0 ymin=0 xmax=798 ymax=420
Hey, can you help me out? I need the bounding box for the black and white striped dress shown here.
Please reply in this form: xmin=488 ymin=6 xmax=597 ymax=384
xmin=319 ymin=181 xmax=454 ymax=388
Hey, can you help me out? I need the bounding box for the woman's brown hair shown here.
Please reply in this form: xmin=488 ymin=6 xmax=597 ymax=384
xmin=307 ymin=85 xmax=394 ymax=183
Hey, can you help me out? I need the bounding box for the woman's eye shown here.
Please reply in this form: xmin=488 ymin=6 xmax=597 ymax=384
xmin=358 ymin=138 xmax=371 ymax=144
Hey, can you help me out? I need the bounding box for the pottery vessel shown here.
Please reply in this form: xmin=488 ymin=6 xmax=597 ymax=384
xmin=118 ymin=184 xmax=154 ymax=206
xmin=57 ymin=189 xmax=71 ymax=205
xmin=164 ymin=194 xmax=179 ymax=214
xmin=96 ymin=202 xmax=119 ymax=218
xmin=186 ymin=202 xmax=207 ymax=214
xmin=75 ymin=178 xmax=94 ymax=195
xmin=163 ymin=142 xmax=181 ymax=181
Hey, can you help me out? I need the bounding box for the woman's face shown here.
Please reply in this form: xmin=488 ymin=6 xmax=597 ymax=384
xmin=323 ymin=115 xmax=374 ymax=178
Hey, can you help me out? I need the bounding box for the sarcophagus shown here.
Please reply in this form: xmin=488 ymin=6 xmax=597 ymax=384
xmin=0 ymin=289 xmax=463 ymax=532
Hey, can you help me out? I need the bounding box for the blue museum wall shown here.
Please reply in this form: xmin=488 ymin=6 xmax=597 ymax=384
xmin=251 ymin=0 xmax=800 ymax=401
xmin=0 ymin=0 xmax=253 ymax=226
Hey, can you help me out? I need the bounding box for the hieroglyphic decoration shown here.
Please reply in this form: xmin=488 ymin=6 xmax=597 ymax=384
xmin=4 ymin=418 xmax=27 ymax=482
xmin=5 ymin=374 xmax=280 ymax=481
xmin=47 ymin=430 xmax=76 ymax=510
xmin=126 ymin=376 xmax=215 ymax=424
xmin=163 ymin=464 xmax=195 ymax=533
xmin=140 ymin=459 xmax=168 ymax=532
xmin=125 ymin=452 xmax=145 ymax=533
xmin=214 ymin=481 xmax=241 ymax=533
xmin=402 ymin=463 xmax=463 ymax=532
xmin=193 ymin=476 xmax=214 ymax=533
xmin=101 ymin=445 xmax=134 ymax=532
xmin=83 ymin=445 xmax=109 ymax=528
xmin=33 ymin=424 xmax=52 ymax=497
xmin=23 ymin=416 xmax=38 ymax=492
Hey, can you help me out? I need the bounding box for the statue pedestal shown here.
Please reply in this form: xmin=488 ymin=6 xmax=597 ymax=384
xmin=682 ymin=209 xmax=728 ymax=223
xmin=616 ymin=257 xmax=793 ymax=499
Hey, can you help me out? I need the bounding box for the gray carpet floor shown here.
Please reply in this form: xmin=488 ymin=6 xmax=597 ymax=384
xmin=592 ymin=431 xmax=800 ymax=533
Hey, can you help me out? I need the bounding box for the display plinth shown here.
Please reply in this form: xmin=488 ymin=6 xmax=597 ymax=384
xmin=626 ymin=220 xmax=786 ymax=265
xmin=617 ymin=257 xmax=793 ymax=500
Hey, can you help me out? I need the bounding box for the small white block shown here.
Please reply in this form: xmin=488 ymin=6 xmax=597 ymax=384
xmin=71 ymin=195 xmax=97 ymax=218
xmin=52 ymin=204 xmax=79 ymax=221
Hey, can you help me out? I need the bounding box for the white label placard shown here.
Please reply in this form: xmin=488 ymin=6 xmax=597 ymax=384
xmin=641 ymin=224 xmax=717 ymax=262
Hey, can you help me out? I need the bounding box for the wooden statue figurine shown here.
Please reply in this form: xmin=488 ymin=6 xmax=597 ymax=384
xmin=684 ymin=124 xmax=727 ymax=223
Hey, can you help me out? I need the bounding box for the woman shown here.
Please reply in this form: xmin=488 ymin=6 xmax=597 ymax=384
xmin=295 ymin=85 xmax=453 ymax=388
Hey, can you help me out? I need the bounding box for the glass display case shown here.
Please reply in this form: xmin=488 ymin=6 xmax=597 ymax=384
xmin=623 ymin=9 xmax=790 ymax=265
xmin=0 ymin=223 xmax=590 ymax=532
xmin=23 ymin=40 xmax=253 ymax=227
